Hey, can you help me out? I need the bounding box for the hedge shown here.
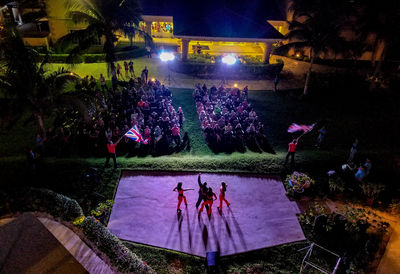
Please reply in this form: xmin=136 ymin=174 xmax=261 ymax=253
xmin=78 ymin=216 xmax=155 ymax=273
xmin=39 ymin=47 xmax=147 ymax=63
xmin=0 ymin=188 xmax=83 ymax=221
xmin=169 ymin=61 xmax=284 ymax=79
xmin=0 ymin=187 xmax=154 ymax=273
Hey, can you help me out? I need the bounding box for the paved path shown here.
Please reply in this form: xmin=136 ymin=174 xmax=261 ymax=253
xmin=46 ymin=55 xmax=318 ymax=91
xmin=108 ymin=171 xmax=305 ymax=257
xmin=325 ymin=200 xmax=400 ymax=274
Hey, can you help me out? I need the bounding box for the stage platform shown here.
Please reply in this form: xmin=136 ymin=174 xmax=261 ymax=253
xmin=108 ymin=171 xmax=305 ymax=257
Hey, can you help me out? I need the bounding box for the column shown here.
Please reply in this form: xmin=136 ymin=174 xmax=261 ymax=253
xmin=263 ymin=41 xmax=273 ymax=64
xmin=181 ymin=38 xmax=190 ymax=61
xmin=144 ymin=20 xmax=152 ymax=37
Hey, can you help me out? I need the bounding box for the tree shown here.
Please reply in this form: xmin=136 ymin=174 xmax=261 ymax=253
xmin=355 ymin=0 xmax=400 ymax=77
xmin=279 ymin=0 xmax=352 ymax=95
xmin=58 ymin=0 xmax=152 ymax=72
xmin=0 ymin=25 xmax=88 ymax=138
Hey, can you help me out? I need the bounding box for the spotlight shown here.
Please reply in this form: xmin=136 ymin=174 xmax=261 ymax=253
xmin=151 ymin=78 xmax=156 ymax=82
xmin=222 ymin=54 xmax=237 ymax=65
xmin=159 ymin=52 xmax=175 ymax=62
xmin=234 ymin=83 xmax=238 ymax=88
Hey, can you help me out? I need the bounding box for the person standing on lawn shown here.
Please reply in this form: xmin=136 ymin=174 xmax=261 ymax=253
xmin=284 ymin=137 xmax=300 ymax=166
xmin=316 ymin=126 xmax=327 ymax=148
xmin=347 ymin=138 xmax=358 ymax=163
xmin=104 ymin=136 xmax=123 ymax=169
xmin=217 ymin=182 xmax=230 ymax=211
xmin=173 ymin=182 xmax=194 ymax=213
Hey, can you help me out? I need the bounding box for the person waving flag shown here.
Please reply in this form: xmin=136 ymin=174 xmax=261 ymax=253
xmin=288 ymin=123 xmax=315 ymax=133
xmin=125 ymin=125 xmax=149 ymax=144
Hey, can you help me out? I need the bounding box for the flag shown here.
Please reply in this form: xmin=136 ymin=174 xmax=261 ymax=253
xmin=288 ymin=123 xmax=315 ymax=133
xmin=125 ymin=125 xmax=149 ymax=144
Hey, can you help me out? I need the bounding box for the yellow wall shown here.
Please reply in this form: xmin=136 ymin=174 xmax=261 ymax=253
xmin=46 ymin=0 xmax=87 ymax=43
xmin=23 ymin=37 xmax=49 ymax=47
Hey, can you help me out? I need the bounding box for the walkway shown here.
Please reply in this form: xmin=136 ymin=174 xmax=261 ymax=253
xmin=325 ymin=200 xmax=400 ymax=274
xmin=46 ymin=55 xmax=334 ymax=91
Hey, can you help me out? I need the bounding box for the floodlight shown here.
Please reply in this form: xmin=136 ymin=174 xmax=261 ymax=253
xmin=222 ymin=54 xmax=237 ymax=65
xmin=159 ymin=52 xmax=175 ymax=62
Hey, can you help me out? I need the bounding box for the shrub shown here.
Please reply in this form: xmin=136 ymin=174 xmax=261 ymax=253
xmin=0 ymin=187 xmax=83 ymax=221
xmin=78 ymin=216 xmax=155 ymax=273
xmin=38 ymin=47 xmax=147 ymax=64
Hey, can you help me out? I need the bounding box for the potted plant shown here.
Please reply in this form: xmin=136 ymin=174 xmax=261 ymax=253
xmin=285 ymin=171 xmax=315 ymax=197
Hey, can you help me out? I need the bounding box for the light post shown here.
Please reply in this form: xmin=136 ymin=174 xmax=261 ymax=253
xmin=220 ymin=53 xmax=237 ymax=86
xmin=159 ymin=51 xmax=176 ymax=86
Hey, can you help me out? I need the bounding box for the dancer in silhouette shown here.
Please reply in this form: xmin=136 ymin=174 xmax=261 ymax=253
xmin=199 ymin=187 xmax=217 ymax=216
xmin=196 ymin=173 xmax=208 ymax=209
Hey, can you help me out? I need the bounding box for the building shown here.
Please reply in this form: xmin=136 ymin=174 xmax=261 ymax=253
xmin=138 ymin=0 xmax=286 ymax=63
xmin=0 ymin=0 xmax=286 ymax=63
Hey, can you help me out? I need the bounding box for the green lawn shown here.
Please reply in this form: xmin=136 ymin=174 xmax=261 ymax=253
xmin=1 ymin=79 xmax=400 ymax=273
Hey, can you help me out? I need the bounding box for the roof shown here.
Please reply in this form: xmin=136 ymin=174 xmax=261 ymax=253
xmin=139 ymin=0 xmax=285 ymax=40
xmin=0 ymin=213 xmax=87 ymax=273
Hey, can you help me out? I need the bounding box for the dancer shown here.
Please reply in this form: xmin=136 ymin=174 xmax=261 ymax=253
xmin=217 ymin=182 xmax=230 ymax=211
xmin=173 ymin=182 xmax=194 ymax=213
xmin=196 ymin=173 xmax=208 ymax=209
xmin=199 ymin=187 xmax=217 ymax=216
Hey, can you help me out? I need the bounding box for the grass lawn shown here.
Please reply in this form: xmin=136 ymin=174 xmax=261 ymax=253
xmin=1 ymin=79 xmax=400 ymax=272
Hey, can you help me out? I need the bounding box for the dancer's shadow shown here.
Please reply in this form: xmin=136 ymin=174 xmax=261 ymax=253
xmin=208 ymin=213 xmax=221 ymax=254
xmin=218 ymin=209 xmax=237 ymax=253
xmin=227 ymin=207 xmax=247 ymax=250
xmin=185 ymin=208 xmax=193 ymax=253
xmin=164 ymin=211 xmax=183 ymax=248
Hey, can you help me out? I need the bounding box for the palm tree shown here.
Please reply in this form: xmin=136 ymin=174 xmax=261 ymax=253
xmin=58 ymin=0 xmax=152 ymax=72
xmin=279 ymin=0 xmax=352 ymax=95
xmin=355 ymin=0 xmax=400 ymax=77
xmin=0 ymin=25 xmax=87 ymax=138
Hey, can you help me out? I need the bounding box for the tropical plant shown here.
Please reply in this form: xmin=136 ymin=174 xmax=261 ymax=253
xmin=355 ymin=0 xmax=400 ymax=76
xmin=359 ymin=182 xmax=386 ymax=199
xmin=58 ymin=0 xmax=152 ymax=72
xmin=0 ymin=25 xmax=89 ymax=138
xmin=279 ymin=0 xmax=352 ymax=95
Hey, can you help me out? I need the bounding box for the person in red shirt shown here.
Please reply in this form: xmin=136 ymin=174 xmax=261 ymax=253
xmin=104 ymin=136 xmax=123 ymax=169
xmin=217 ymin=182 xmax=230 ymax=211
xmin=199 ymin=187 xmax=217 ymax=216
xmin=171 ymin=124 xmax=181 ymax=146
xmin=284 ymin=138 xmax=299 ymax=166
xmin=173 ymin=182 xmax=194 ymax=213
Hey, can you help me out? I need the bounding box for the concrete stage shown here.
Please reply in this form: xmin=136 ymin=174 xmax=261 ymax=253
xmin=108 ymin=172 xmax=305 ymax=257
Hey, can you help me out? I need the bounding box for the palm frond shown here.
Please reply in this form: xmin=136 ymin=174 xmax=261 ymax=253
xmin=67 ymin=10 xmax=99 ymax=25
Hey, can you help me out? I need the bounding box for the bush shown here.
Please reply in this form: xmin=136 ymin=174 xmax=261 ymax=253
xmin=78 ymin=216 xmax=155 ymax=273
xmin=170 ymin=61 xmax=283 ymax=79
xmin=38 ymin=47 xmax=147 ymax=64
xmin=0 ymin=187 xmax=83 ymax=221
